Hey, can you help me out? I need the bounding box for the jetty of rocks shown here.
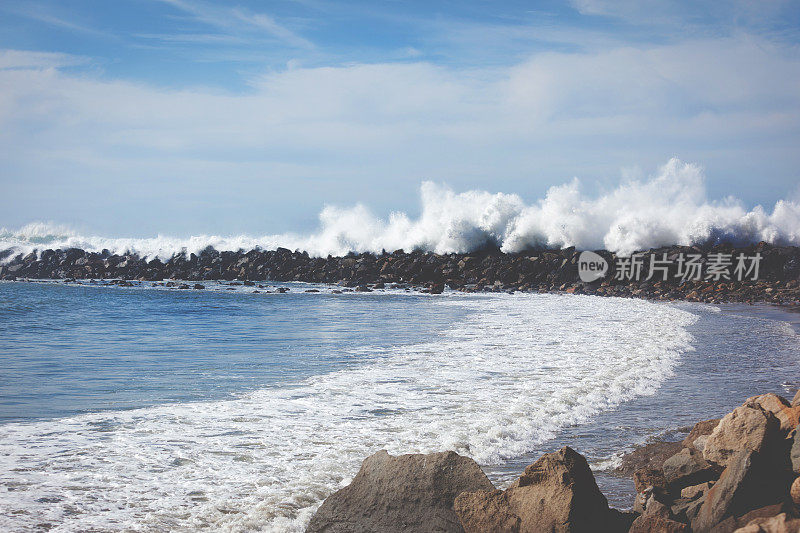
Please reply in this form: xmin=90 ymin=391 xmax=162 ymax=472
xmin=2 ymin=242 xmax=800 ymax=306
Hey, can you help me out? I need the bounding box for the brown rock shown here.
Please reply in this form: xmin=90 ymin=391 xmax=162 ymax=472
xmin=714 ymin=516 xmax=739 ymax=533
xmin=747 ymin=394 xmax=800 ymax=434
xmin=663 ymin=447 xmax=718 ymax=491
xmin=454 ymin=447 xmax=614 ymax=533
xmin=306 ymin=450 xmax=494 ymax=533
xmin=617 ymin=441 xmax=683 ymax=475
xmin=790 ymin=426 xmax=800 ymax=473
xmin=633 ymin=468 xmax=668 ymax=494
xmin=685 ymin=495 xmax=706 ymax=523
xmin=672 ymin=497 xmax=699 ymax=522
xmin=630 ymin=497 xmax=689 ymax=533
xmin=453 ymin=491 xmax=521 ymax=533
xmin=791 ymin=476 xmax=800 ymax=506
xmin=792 ymin=390 xmax=800 ymax=408
xmin=734 ymin=512 xmax=800 ymax=532
xmin=736 ymin=503 xmax=790 ymax=529
xmin=682 ymin=481 xmax=714 ymax=500
xmin=683 ymin=419 xmax=721 ymax=451
xmin=703 ymin=406 xmax=780 ymax=468
xmin=692 ymin=450 xmax=787 ymax=533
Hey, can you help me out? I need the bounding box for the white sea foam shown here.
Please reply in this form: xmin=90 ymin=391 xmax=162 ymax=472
xmin=0 ymin=293 xmax=697 ymax=532
xmin=1 ymin=159 xmax=799 ymax=261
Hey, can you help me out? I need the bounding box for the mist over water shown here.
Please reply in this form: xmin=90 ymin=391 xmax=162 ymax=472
xmin=2 ymin=159 xmax=799 ymax=260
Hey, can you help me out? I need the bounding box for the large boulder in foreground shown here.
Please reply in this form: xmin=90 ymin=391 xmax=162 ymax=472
xmin=454 ymin=446 xmax=626 ymax=533
xmin=305 ymin=450 xmax=494 ymax=533
xmin=703 ymin=405 xmax=780 ymax=468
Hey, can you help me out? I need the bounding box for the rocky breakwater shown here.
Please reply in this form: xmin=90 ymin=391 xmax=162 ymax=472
xmin=306 ymin=392 xmax=800 ymax=532
xmin=2 ymin=242 xmax=800 ymax=305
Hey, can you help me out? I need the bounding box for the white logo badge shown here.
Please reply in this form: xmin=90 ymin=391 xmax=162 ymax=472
xmin=578 ymin=251 xmax=608 ymax=282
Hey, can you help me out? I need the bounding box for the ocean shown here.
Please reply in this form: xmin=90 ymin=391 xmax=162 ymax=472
xmin=1 ymin=280 xmax=799 ymax=532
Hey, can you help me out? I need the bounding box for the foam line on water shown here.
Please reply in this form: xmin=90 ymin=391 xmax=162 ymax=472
xmin=0 ymin=294 xmax=697 ymax=532
xmin=2 ymin=158 xmax=799 ymax=260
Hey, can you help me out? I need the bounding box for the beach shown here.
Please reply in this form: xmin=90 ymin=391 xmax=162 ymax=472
xmin=1 ymin=254 xmax=800 ymax=531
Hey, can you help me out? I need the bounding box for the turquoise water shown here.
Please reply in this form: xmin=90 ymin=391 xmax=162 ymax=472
xmin=0 ymin=280 xmax=798 ymax=531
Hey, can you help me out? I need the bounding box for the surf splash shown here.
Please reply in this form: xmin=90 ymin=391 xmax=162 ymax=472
xmin=0 ymin=293 xmax=698 ymax=532
xmin=2 ymin=158 xmax=799 ymax=259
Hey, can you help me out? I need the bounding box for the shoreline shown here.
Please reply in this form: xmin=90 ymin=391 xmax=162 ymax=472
xmin=486 ymin=300 xmax=800 ymax=513
xmin=3 ymin=254 xmax=800 ymax=531
xmin=1 ymin=243 xmax=800 ymax=308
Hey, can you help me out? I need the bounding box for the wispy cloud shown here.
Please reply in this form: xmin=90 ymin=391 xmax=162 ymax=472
xmin=570 ymin=0 xmax=800 ymax=39
xmin=0 ymin=49 xmax=90 ymax=70
xmin=0 ymin=2 xmax=116 ymax=40
xmin=134 ymin=33 xmax=249 ymax=45
xmin=158 ymin=0 xmax=315 ymax=50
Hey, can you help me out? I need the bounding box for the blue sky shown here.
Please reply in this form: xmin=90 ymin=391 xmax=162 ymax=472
xmin=1 ymin=0 xmax=800 ymax=237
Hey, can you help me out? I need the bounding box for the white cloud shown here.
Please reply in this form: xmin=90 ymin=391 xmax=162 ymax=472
xmin=0 ymin=49 xmax=89 ymax=70
xmin=1 ymin=34 xmax=799 ymax=235
xmin=3 ymin=35 xmax=796 ymax=154
xmin=569 ymin=0 xmax=797 ymax=31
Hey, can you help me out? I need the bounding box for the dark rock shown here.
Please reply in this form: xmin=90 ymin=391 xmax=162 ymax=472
xmin=713 ymin=515 xmax=738 ymax=533
xmin=683 ymin=419 xmax=721 ymax=452
xmin=736 ymin=512 xmax=800 ymax=532
xmin=691 ymin=450 xmax=789 ymax=533
xmin=629 ymin=497 xmax=689 ymax=532
xmin=746 ymin=394 xmax=800 ymax=434
xmin=791 ymin=429 xmax=800 ymax=474
xmin=618 ymin=441 xmax=683 ymax=475
xmin=662 ymin=447 xmax=719 ymax=492
xmin=791 ymin=476 xmax=800 ymax=505
xmin=685 ymin=495 xmax=706 ymax=523
xmin=704 ymin=406 xmax=781 ymax=468
xmin=306 ymin=450 xmax=493 ymax=533
xmin=792 ymin=390 xmax=800 ymax=408
xmin=681 ymin=481 xmax=714 ymax=500
xmin=735 ymin=503 xmax=791 ymax=529
xmin=5 ymin=244 xmax=800 ymax=303
xmin=454 ymin=447 xmax=618 ymax=533
xmin=671 ymin=497 xmax=696 ymax=521
xmin=607 ymin=509 xmax=638 ymax=532
xmin=633 ymin=468 xmax=669 ymax=502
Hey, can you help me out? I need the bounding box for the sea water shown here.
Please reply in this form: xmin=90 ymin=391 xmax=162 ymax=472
xmin=0 ymin=281 xmax=798 ymax=532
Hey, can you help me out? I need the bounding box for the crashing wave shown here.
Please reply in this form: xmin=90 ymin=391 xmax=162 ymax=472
xmin=1 ymin=158 xmax=799 ymax=259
